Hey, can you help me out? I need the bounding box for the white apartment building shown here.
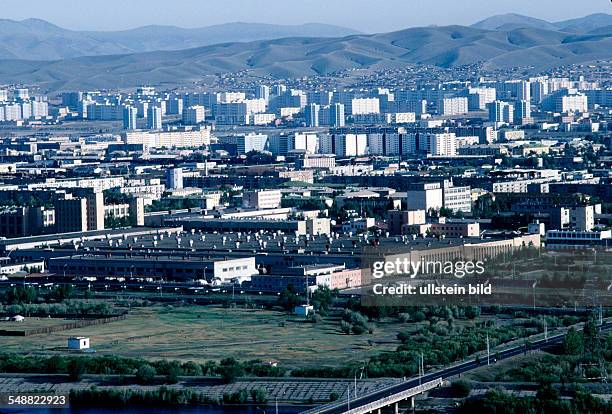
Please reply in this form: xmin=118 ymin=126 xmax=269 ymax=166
xmin=122 ymin=127 xmax=211 ymax=149
xmin=406 ymin=183 xmax=443 ymax=211
xmin=557 ymin=94 xmax=588 ymax=113
xmin=289 ymin=132 xmax=318 ymax=154
xmin=428 ymin=133 xmax=457 ymax=157
xmin=351 ymin=98 xmax=380 ymax=115
xmin=236 ymin=133 xmax=269 ymax=154
xmin=242 ymin=190 xmax=282 ymax=210
xmin=182 ymin=105 xmax=206 ymax=124
xmin=468 ymin=87 xmax=496 ymax=110
xmin=320 ymin=133 xmax=368 ymax=157
xmin=438 ymin=97 xmax=468 ymax=116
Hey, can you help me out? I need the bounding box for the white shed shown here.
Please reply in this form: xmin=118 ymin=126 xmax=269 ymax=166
xmin=68 ymin=337 xmax=90 ymax=350
xmin=294 ymin=305 xmax=314 ymax=317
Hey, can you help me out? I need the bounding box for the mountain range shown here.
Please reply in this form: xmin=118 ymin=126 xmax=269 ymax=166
xmin=471 ymin=12 xmax=612 ymax=33
xmin=0 ymin=14 xmax=610 ymax=92
xmin=0 ymin=19 xmax=361 ymax=60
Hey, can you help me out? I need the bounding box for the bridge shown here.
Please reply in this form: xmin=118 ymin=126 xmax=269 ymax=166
xmin=301 ymin=319 xmax=612 ymax=414
xmin=300 ymin=378 xmax=443 ymax=414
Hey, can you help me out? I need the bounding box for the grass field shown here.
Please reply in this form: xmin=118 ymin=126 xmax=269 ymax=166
xmin=1 ymin=305 xmax=411 ymax=368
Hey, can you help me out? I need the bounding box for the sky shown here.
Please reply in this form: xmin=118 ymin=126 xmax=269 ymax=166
xmin=2 ymin=0 xmax=610 ymax=32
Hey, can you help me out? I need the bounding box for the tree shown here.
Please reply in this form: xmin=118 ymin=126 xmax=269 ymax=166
xmin=450 ymin=380 xmax=471 ymax=398
xmin=68 ymin=358 xmax=87 ymax=381
xmin=166 ymin=362 xmax=182 ymax=384
xmin=583 ymin=315 xmax=602 ymax=359
xmin=563 ymin=327 xmax=584 ymax=355
xmin=218 ymin=358 xmax=244 ymax=384
xmin=413 ymin=311 xmax=426 ymax=322
xmin=311 ymin=285 xmax=337 ymax=314
xmin=465 ymin=306 xmax=480 ymax=320
xmin=277 ymin=285 xmax=302 ymax=312
xmin=250 ymin=388 xmax=268 ymax=404
xmin=136 ymin=364 xmax=157 ymax=384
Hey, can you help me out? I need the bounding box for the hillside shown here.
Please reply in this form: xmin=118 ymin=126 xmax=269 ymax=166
xmin=0 ymin=19 xmax=361 ymax=60
xmin=0 ymin=21 xmax=610 ymax=92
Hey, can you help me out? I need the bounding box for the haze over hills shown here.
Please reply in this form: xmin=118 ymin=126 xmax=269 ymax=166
xmin=472 ymin=12 xmax=612 ymax=33
xmin=0 ymin=14 xmax=610 ymax=92
xmin=0 ymin=19 xmax=361 ymax=60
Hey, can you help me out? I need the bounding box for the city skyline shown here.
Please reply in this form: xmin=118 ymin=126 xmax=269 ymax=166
xmin=2 ymin=0 xmax=610 ymax=33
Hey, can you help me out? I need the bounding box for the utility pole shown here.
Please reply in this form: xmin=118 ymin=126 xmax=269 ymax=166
xmin=354 ymin=371 xmax=357 ymax=398
xmin=347 ymin=385 xmax=350 ymax=411
xmin=544 ymin=318 xmax=548 ymax=342
xmin=418 ymin=352 xmax=424 ymax=385
xmin=486 ymin=333 xmax=490 ymax=366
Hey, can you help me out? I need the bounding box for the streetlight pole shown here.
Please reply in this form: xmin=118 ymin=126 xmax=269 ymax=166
xmin=347 ymin=384 xmax=350 ymax=411
xmin=486 ymin=333 xmax=490 ymax=366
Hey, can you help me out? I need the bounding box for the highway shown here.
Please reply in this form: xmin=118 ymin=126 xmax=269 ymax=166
xmin=302 ymin=320 xmax=612 ymax=414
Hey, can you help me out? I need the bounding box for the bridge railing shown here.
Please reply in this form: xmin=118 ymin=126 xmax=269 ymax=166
xmin=300 ymin=378 xmax=443 ymax=414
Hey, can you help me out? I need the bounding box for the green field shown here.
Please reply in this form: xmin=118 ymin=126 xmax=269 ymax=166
xmin=1 ymin=305 xmax=410 ymax=368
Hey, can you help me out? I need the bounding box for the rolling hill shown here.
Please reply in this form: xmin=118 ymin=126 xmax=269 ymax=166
xmin=0 ymin=17 xmax=610 ymax=92
xmin=0 ymin=19 xmax=361 ymax=60
xmin=472 ymin=13 xmax=612 ymax=33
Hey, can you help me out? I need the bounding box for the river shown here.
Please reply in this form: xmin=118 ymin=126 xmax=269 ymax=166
xmin=2 ymin=406 xmax=305 ymax=414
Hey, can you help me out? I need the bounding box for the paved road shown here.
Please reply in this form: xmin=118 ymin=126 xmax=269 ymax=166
xmin=303 ymin=320 xmax=612 ymax=414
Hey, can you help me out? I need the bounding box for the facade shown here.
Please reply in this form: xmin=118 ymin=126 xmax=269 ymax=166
xmin=289 ymin=132 xmax=318 ymax=154
xmin=488 ymin=100 xmax=514 ymax=124
xmin=54 ymin=196 xmax=89 ymax=233
xmin=122 ymin=127 xmax=211 ymax=149
xmin=429 ymin=221 xmax=480 ymax=238
xmin=351 ymin=98 xmax=380 ymax=115
xmin=147 ymin=105 xmax=162 ymax=130
xmin=242 ymin=190 xmax=282 ymax=210
xmin=546 ymin=230 xmax=611 ymax=249
xmin=296 ymin=154 xmax=336 ymax=170
xmin=439 ymin=97 xmax=468 ymax=116
xmin=236 ymin=133 xmax=269 ymax=154
xmin=304 ymin=104 xmax=320 ymax=127
xmin=428 ymin=133 xmax=457 ymax=157
xmin=166 ymin=168 xmax=184 ymax=190
xmin=122 ymin=106 xmax=138 ymax=130
xmin=182 ymin=105 xmax=206 ymax=124
xmin=406 ymin=183 xmax=443 ymax=211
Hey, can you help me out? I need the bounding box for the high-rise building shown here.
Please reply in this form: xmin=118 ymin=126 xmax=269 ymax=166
xmin=468 ymin=87 xmax=496 ymax=110
xmin=351 ymin=98 xmax=380 ymax=115
xmin=166 ymin=168 xmax=184 ymax=190
xmin=55 ymin=196 xmax=88 ymax=233
xmin=183 ymin=105 xmax=206 ymax=125
xmin=324 ymin=103 xmax=345 ymax=127
xmin=515 ymin=100 xmax=532 ymax=123
xmin=166 ymin=97 xmax=184 ymax=115
xmin=147 ymin=105 xmax=162 ymax=130
xmin=54 ymin=191 xmax=104 ymax=233
xmin=304 ymin=104 xmax=320 ymax=127
xmin=123 ymin=106 xmax=138 ymax=130
xmin=289 ymin=132 xmax=318 ymax=154
xmin=255 ymin=85 xmax=270 ymax=102
xmin=438 ymin=97 xmax=468 ymax=116
xmin=236 ymin=133 xmax=269 ymax=154
xmin=428 ymin=133 xmax=457 ymax=157
xmin=488 ymin=101 xmax=514 ymax=124
xmin=557 ymin=94 xmax=588 ymax=113
xmin=320 ymin=133 xmax=367 ymax=157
